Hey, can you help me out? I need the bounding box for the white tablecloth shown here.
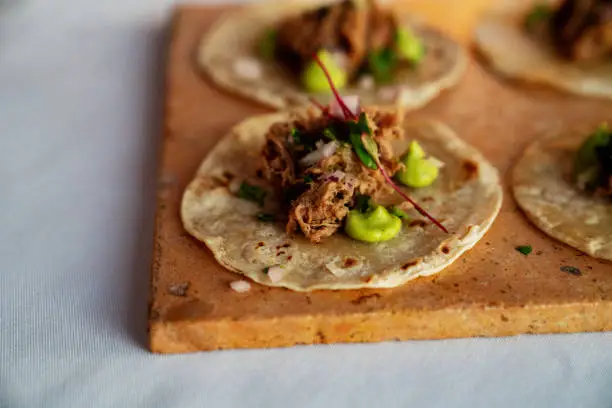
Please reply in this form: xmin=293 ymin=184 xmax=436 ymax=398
xmin=1 ymin=0 xmax=611 ymax=407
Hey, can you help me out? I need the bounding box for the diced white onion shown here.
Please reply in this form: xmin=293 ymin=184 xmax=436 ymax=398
xmin=233 ymin=58 xmax=262 ymax=80
xmin=329 ymin=95 xmax=360 ymax=119
xmin=321 ymin=141 xmax=338 ymax=157
xmin=267 ymin=265 xmax=286 ymax=283
xmin=300 ymin=150 xmax=324 ymax=166
xmin=329 ymin=98 xmax=345 ymax=119
xmin=357 ymin=75 xmax=375 ymax=90
xmin=343 ymin=95 xmax=360 ymax=116
xmin=230 ymin=280 xmax=251 ymax=293
xmin=300 ymin=141 xmax=338 ymax=166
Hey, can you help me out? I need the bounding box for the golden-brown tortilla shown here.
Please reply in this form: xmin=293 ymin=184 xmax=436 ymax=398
xmin=513 ymin=128 xmax=612 ymax=261
xmin=474 ymin=2 xmax=612 ymax=99
xmin=197 ymin=0 xmax=467 ymax=109
xmin=181 ymin=110 xmax=503 ymax=291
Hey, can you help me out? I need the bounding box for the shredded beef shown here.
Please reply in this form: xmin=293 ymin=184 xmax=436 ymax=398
xmin=286 ymin=181 xmax=356 ymax=243
xmin=262 ymin=122 xmax=296 ymax=189
xmin=275 ymin=0 xmax=398 ymax=76
xmin=367 ymin=0 xmax=398 ymax=51
xmin=261 ymin=108 xmax=403 ymax=243
xmin=551 ymin=0 xmax=612 ymax=62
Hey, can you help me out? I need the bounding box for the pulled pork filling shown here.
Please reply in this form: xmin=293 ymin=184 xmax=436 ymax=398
xmin=275 ymin=0 xmax=398 ymax=76
xmin=262 ymin=107 xmax=402 ymax=243
xmin=549 ymin=0 xmax=612 ymax=62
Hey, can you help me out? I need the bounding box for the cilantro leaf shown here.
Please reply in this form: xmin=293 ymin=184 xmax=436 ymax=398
xmin=291 ymin=128 xmax=301 ymax=144
xmin=238 ymin=182 xmax=267 ymax=207
xmin=256 ymin=213 xmax=275 ymax=222
xmin=259 ymin=29 xmax=277 ymax=60
xmin=323 ymin=127 xmax=337 ymax=141
xmin=348 ymin=113 xmax=377 ymax=170
xmin=515 ymin=245 xmax=532 ymax=256
xmin=367 ymin=47 xmax=398 ymax=84
xmin=524 ymin=4 xmax=552 ymax=31
xmin=355 ymin=194 xmax=373 ymax=213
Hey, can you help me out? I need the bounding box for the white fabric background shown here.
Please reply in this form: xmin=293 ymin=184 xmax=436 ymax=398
xmin=1 ymin=0 xmax=611 ymax=407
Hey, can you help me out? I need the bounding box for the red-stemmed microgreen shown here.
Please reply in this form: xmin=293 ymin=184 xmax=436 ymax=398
xmin=360 ymin=133 xmax=448 ymax=233
xmin=313 ymin=53 xmax=356 ymax=120
xmin=312 ymin=54 xmax=448 ymax=234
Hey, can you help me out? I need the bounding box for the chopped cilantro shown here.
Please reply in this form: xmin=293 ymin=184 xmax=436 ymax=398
xmin=263 ymin=267 xmax=270 ymax=274
xmin=259 ymin=29 xmax=277 ymax=60
xmin=351 ymin=112 xmax=371 ymax=135
xmin=303 ymin=175 xmax=314 ymax=184
xmin=238 ymin=182 xmax=267 ymax=207
xmin=291 ymin=128 xmax=301 ymax=144
xmin=367 ymin=47 xmax=398 ymax=84
xmin=256 ymin=213 xmax=275 ymax=222
xmin=524 ymin=4 xmax=552 ymax=31
xmin=560 ymin=265 xmax=582 ymax=276
xmin=389 ymin=206 xmax=409 ymax=220
xmin=348 ymin=113 xmax=378 ymax=169
xmin=323 ymin=127 xmax=337 ymax=141
xmin=573 ymin=123 xmax=612 ymax=192
xmin=515 ymin=245 xmax=532 ymax=256
xmin=355 ymin=194 xmax=373 ymax=213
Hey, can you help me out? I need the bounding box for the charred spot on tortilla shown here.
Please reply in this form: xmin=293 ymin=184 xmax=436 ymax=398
xmin=441 ymin=245 xmax=450 ymax=254
xmin=462 ymin=160 xmax=479 ymax=180
xmin=401 ymin=259 xmax=420 ymax=270
xmin=343 ymin=257 xmax=358 ymax=268
xmin=409 ymin=219 xmax=428 ymax=228
xmin=360 ymin=275 xmax=376 ymax=283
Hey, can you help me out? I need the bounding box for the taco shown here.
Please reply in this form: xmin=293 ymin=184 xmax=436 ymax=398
xmin=181 ymin=61 xmax=502 ymax=291
xmin=197 ymin=0 xmax=467 ymax=109
xmin=474 ymin=0 xmax=612 ymax=99
xmin=513 ymin=123 xmax=612 ymax=261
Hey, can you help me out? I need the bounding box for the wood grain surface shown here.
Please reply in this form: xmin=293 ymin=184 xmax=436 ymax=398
xmin=148 ymin=3 xmax=612 ymax=353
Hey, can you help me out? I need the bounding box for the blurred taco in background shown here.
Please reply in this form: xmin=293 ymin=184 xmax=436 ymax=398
xmin=513 ymin=123 xmax=612 ymax=261
xmin=475 ymin=0 xmax=612 ymax=99
xmin=198 ymin=0 xmax=467 ymax=109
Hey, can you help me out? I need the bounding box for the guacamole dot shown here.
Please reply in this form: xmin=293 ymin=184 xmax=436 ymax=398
xmin=301 ymin=50 xmax=347 ymax=94
xmin=396 ymin=141 xmax=440 ymax=188
xmin=396 ymin=27 xmax=425 ymax=64
xmin=345 ymin=206 xmax=402 ymax=243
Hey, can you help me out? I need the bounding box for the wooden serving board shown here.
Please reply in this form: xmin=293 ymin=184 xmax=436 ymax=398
xmin=149 ymin=3 xmax=612 ymax=353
